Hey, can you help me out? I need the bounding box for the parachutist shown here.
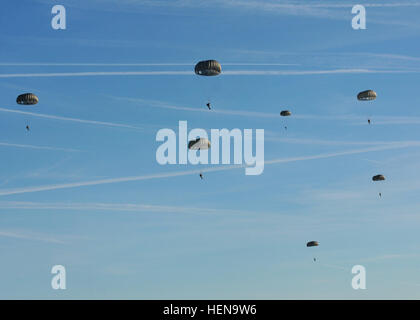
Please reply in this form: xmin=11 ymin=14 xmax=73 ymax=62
xmin=26 ymin=125 xmax=30 ymax=131
xmin=206 ymin=103 xmax=211 ymax=110
xmin=200 ymin=173 xmax=203 ymax=180
xmin=379 ymin=192 xmax=382 ymax=198
xmin=368 ymin=119 xmax=371 ymax=124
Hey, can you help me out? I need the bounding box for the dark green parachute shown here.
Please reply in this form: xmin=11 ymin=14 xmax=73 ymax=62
xmin=280 ymin=110 xmax=292 ymax=116
xmin=194 ymin=60 xmax=222 ymax=76
xmin=372 ymin=174 xmax=385 ymax=181
xmin=16 ymin=93 xmax=39 ymax=105
xmin=357 ymin=90 xmax=377 ymax=101
xmin=188 ymin=138 xmax=211 ymax=150
xmin=307 ymin=241 xmax=319 ymax=247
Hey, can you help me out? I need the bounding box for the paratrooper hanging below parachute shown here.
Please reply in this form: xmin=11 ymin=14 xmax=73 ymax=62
xmin=280 ymin=110 xmax=292 ymax=130
xmin=307 ymin=241 xmax=319 ymax=262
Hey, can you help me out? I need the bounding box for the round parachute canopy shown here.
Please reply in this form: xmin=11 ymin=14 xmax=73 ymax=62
xmin=357 ymin=90 xmax=377 ymax=101
xmin=188 ymin=138 xmax=211 ymax=150
xmin=280 ymin=110 xmax=292 ymax=116
xmin=194 ymin=60 xmax=222 ymax=76
xmin=307 ymin=241 xmax=319 ymax=247
xmin=16 ymin=93 xmax=39 ymax=105
xmin=372 ymin=174 xmax=386 ymax=181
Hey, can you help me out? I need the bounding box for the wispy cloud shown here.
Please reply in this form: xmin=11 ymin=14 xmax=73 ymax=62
xmin=361 ymin=53 xmax=420 ymax=62
xmin=0 ymin=107 xmax=143 ymax=130
xmin=222 ymin=1 xmax=420 ymax=9
xmin=0 ymin=143 xmax=418 ymax=197
xmin=101 ymin=0 xmax=420 ymax=23
xmin=73 ymin=0 xmax=420 ymax=10
xmin=359 ymin=253 xmax=420 ymax=263
xmin=352 ymin=116 xmax=420 ymax=126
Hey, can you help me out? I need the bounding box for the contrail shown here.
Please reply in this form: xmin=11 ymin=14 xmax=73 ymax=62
xmin=115 ymin=97 xmax=420 ymax=125
xmin=223 ymin=69 xmax=418 ymax=75
xmin=0 ymin=63 xmax=193 ymax=66
xmin=0 ymin=201 xmax=247 ymax=215
xmin=0 ymin=62 xmax=299 ymax=67
xmin=264 ymin=142 xmax=420 ymax=165
xmin=318 ymin=263 xmax=348 ymax=271
xmin=228 ymin=1 xmax=420 ymax=8
xmin=113 ymin=96 xmax=276 ymax=118
xmin=0 ymin=69 xmax=416 ymax=78
xmin=0 ymin=71 xmax=192 ymax=78
xmin=352 ymin=117 xmax=420 ymax=125
xmin=0 ymin=107 xmax=143 ymax=130
xmin=0 ymin=230 xmax=66 ymax=244
xmin=0 ymin=143 xmax=417 ymax=197
xmin=265 ymin=137 xmax=420 ymax=147
xmin=0 ymin=142 xmax=80 ymax=152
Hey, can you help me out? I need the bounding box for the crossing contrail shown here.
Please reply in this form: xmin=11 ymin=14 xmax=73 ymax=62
xmin=0 ymin=107 xmax=143 ymax=130
xmin=0 ymin=69 xmax=416 ymax=78
xmin=0 ymin=142 xmax=418 ymax=197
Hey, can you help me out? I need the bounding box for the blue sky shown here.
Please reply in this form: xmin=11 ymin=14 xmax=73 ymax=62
xmin=1 ymin=0 xmax=420 ymax=299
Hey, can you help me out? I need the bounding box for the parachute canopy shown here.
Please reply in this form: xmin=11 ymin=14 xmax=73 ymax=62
xmin=307 ymin=241 xmax=319 ymax=247
xmin=280 ymin=110 xmax=292 ymax=117
xmin=357 ymin=90 xmax=377 ymax=101
xmin=194 ymin=60 xmax=222 ymax=76
xmin=16 ymin=93 xmax=39 ymax=105
xmin=372 ymin=174 xmax=386 ymax=181
xmin=188 ymin=138 xmax=211 ymax=150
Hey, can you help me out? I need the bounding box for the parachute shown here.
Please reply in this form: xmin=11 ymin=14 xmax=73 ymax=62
xmin=280 ymin=110 xmax=292 ymax=117
xmin=372 ymin=174 xmax=385 ymax=181
xmin=194 ymin=60 xmax=222 ymax=76
xmin=16 ymin=93 xmax=39 ymax=105
xmin=188 ymin=138 xmax=211 ymax=150
xmin=307 ymin=241 xmax=319 ymax=247
xmin=357 ymin=90 xmax=377 ymax=101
